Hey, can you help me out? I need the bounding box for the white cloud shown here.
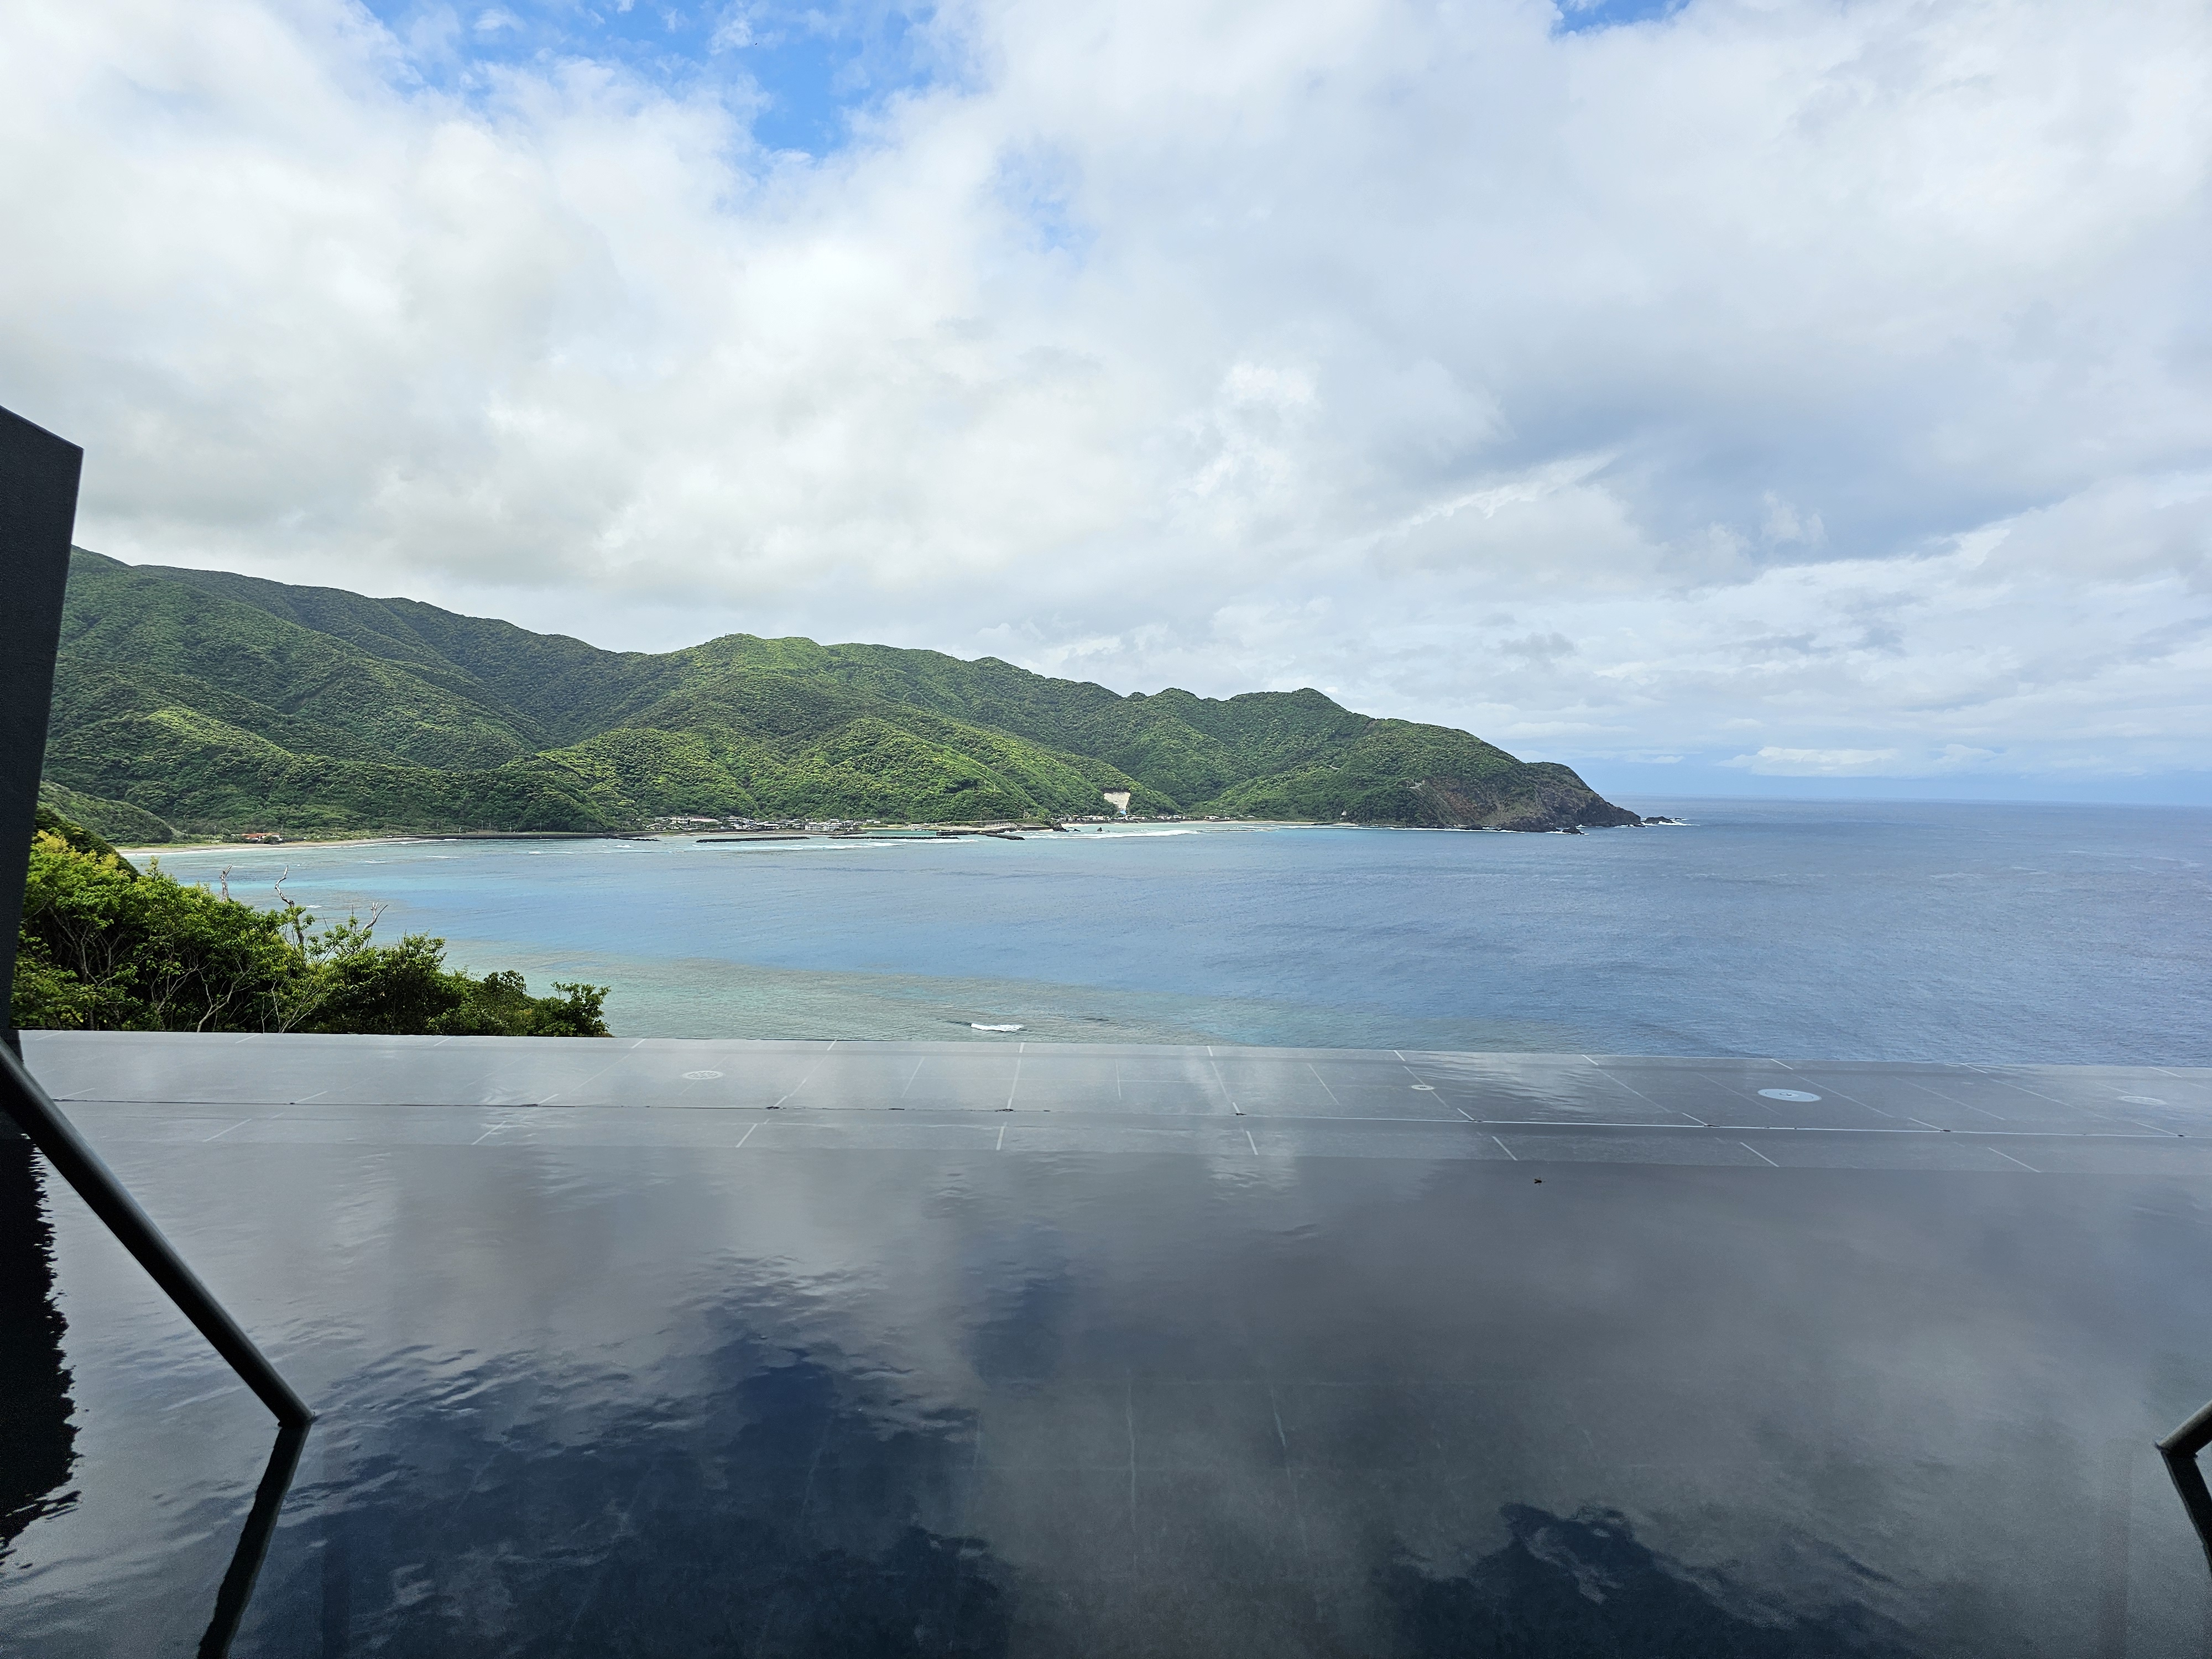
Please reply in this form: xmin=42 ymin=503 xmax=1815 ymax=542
xmin=1726 ymin=747 xmax=1905 ymax=776
xmin=0 ymin=0 xmax=2208 ymax=790
xmin=708 ymin=7 xmax=754 ymax=51
xmin=1724 ymin=741 xmax=2012 ymax=778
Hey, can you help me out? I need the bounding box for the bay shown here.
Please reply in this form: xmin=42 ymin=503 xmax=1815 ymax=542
xmin=138 ymin=800 xmax=2211 ymax=1063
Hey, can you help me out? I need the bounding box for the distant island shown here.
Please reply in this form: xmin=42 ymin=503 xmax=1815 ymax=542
xmin=41 ymin=550 xmax=1643 ymax=842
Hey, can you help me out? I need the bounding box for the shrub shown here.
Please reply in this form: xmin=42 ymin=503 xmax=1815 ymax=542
xmin=13 ymin=817 xmax=609 ymax=1038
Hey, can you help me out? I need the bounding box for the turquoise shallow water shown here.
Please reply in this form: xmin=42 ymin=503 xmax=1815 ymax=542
xmin=139 ymin=800 xmax=2211 ymax=1062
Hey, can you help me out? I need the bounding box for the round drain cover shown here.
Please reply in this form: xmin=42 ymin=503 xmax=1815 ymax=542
xmin=683 ymin=1070 xmax=724 ymax=1081
xmin=1757 ymin=1088 xmax=1822 ymax=1103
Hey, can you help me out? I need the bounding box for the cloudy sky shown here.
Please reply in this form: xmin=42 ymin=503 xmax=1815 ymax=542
xmin=4 ymin=0 xmax=2208 ymax=800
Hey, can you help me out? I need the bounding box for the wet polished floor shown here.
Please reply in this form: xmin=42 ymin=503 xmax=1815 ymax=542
xmin=7 ymin=1032 xmax=2212 ymax=1655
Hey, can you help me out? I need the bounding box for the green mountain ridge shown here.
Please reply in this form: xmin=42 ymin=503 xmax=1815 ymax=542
xmin=41 ymin=550 xmax=1641 ymax=839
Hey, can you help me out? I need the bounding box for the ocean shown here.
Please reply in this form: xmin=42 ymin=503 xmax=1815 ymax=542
xmin=139 ymin=799 xmax=2211 ymax=1063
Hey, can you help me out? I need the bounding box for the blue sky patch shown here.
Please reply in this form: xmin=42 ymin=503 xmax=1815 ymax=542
xmin=1553 ymin=0 xmax=1689 ymax=34
xmin=993 ymin=144 xmax=1094 ymax=263
xmin=362 ymin=0 xmax=948 ymax=155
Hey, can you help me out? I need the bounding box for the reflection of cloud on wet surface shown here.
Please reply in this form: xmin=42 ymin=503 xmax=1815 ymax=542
xmin=1381 ymin=1505 xmax=1917 ymax=1658
xmin=11 ymin=1071 xmax=2212 ymax=1653
xmin=248 ymin=1340 xmax=1010 ymax=1655
xmin=279 ymin=1317 xmax=1939 ymax=1659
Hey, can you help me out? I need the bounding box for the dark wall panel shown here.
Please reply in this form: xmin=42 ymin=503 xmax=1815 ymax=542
xmin=0 ymin=408 xmax=83 ymax=1026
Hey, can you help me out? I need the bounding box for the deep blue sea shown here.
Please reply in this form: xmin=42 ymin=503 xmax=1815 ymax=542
xmin=139 ymin=800 xmax=2211 ymax=1063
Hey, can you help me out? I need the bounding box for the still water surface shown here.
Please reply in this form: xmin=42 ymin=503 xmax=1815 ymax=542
xmin=8 ymin=1065 xmax=2212 ymax=1657
xmin=144 ymin=800 xmax=2212 ymax=1063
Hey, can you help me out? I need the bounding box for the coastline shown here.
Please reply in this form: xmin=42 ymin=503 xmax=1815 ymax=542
xmin=117 ymin=818 xmax=1324 ymax=858
xmin=114 ymin=814 xmax=1691 ymax=861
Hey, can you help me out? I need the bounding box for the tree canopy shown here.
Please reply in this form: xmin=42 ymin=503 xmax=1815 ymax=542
xmin=13 ymin=809 xmax=608 ymax=1037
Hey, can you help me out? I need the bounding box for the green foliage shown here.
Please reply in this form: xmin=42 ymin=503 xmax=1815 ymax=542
xmin=44 ymin=702 xmax=617 ymax=836
xmin=551 ymin=670 xmax=1183 ymax=823
xmin=13 ymin=822 xmax=610 ymax=1037
xmin=57 ymin=555 xmax=545 ymax=768
xmin=37 ymin=781 xmax=173 ymax=846
xmin=45 ymin=548 xmax=1636 ymax=833
xmin=32 ymin=804 xmax=137 ymax=870
xmin=1197 ymin=719 xmax=1642 ymax=829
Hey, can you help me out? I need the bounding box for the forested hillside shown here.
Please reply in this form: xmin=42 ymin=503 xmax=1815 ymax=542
xmin=43 ymin=551 xmax=1639 ymax=839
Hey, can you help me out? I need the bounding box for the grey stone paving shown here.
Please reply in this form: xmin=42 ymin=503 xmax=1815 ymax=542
xmin=25 ymin=1030 xmax=2212 ymax=1176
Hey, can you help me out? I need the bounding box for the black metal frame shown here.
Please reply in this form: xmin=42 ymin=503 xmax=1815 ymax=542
xmin=0 ymin=402 xmax=310 ymax=1427
xmin=3 ymin=404 xmax=313 ymax=1651
xmin=0 ymin=1043 xmax=313 ymax=1425
xmin=2157 ymin=1399 xmax=2212 ymax=1576
xmin=0 ymin=406 xmax=79 ymax=1009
